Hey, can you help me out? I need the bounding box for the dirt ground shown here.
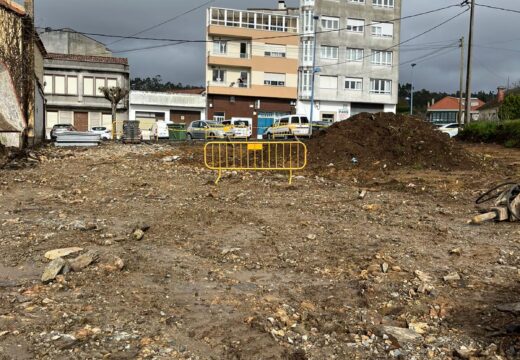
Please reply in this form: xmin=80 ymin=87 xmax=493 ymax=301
xmin=0 ymin=141 xmax=520 ymax=359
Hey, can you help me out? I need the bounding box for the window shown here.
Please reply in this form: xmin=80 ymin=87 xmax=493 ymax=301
xmin=320 ymin=76 xmax=338 ymax=90
xmin=95 ymin=78 xmax=105 ymax=96
xmin=345 ymin=77 xmax=363 ymax=91
xmin=300 ymin=116 xmax=309 ymax=124
xmin=213 ymin=69 xmax=226 ymax=83
xmin=371 ymin=22 xmax=394 ymax=38
xmin=102 ymin=114 xmax=113 ymax=127
xmin=279 ymin=117 xmax=289 ymax=125
xmin=370 ymin=79 xmax=392 ymax=94
xmin=264 ymin=73 xmax=286 ymax=87
xmin=350 ymin=0 xmax=365 ymax=3
xmin=213 ymin=40 xmax=227 ymax=54
xmin=301 ymin=70 xmax=312 ymax=93
xmin=54 ymin=75 xmax=65 ymax=94
xmin=321 ymin=113 xmax=335 ymax=122
xmin=47 ymin=111 xmax=59 ymax=127
xmin=321 ymin=16 xmax=339 ymax=30
xmin=67 ymin=76 xmax=78 ymax=95
xmin=213 ymin=112 xmax=225 ymax=121
xmin=44 ymin=75 xmax=53 ymax=94
xmin=302 ymin=39 xmax=314 ymax=63
xmin=290 ymin=116 xmax=300 ymax=124
xmin=321 ymin=45 xmax=339 ymax=60
xmin=373 ymin=0 xmax=394 ymax=8
xmin=265 ymin=44 xmax=286 ymax=58
xmin=107 ymin=78 xmax=117 ymax=88
xmin=303 ymin=10 xmax=314 ymax=33
xmin=347 ymin=19 xmax=365 ymax=33
xmin=347 ymin=48 xmax=364 ymax=62
xmin=372 ymin=50 xmax=393 ymax=65
xmin=83 ymin=77 xmax=94 ymax=96
xmin=238 ymin=71 xmax=249 ymax=87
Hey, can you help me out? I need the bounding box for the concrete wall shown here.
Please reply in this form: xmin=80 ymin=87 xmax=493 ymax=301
xmin=40 ymin=30 xmax=112 ymax=56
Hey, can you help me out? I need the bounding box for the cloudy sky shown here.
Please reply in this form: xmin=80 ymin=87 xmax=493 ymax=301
xmin=32 ymin=0 xmax=519 ymax=93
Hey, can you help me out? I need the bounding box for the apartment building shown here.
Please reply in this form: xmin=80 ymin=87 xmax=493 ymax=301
xmin=40 ymin=29 xmax=129 ymax=137
xmin=205 ymin=3 xmax=300 ymax=137
xmin=298 ymin=0 xmax=401 ymax=122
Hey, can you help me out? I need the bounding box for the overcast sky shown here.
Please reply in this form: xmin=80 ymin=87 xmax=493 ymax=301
xmin=32 ymin=0 xmax=519 ymax=93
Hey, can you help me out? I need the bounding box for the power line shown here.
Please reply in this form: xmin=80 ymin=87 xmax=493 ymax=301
xmin=37 ymin=3 xmax=465 ymax=46
xmin=318 ymin=8 xmax=469 ymax=69
xmin=475 ymin=3 xmax=520 ymax=15
xmin=108 ymin=0 xmax=215 ymax=46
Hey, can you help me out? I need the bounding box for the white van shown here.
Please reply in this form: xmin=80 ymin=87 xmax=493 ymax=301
xmin=151 ymin=121 xmax=170 ymax=140
xmin=264 ymin=115 xmax=311 ymax=139
xmin=222 ymin=118 xmax=252 ymax=139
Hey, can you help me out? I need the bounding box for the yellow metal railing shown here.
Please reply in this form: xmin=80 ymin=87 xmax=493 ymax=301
xmin=204 ymin=141 xmax=307 ymax=184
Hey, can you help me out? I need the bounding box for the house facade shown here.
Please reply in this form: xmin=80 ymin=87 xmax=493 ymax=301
xmin=479 ymin=87 xmax=507 ymax=121
xmin=205 ymin=4 xmax=300 ymax=137
xmin=297 ymin=0 xmax=401 ymax=122
xmin=0 ymin=0 xmax=46 ymax=147
xmin=40 ymin=29 xmax=129 ymax=137
xmin=129 ymin=90 xmax=207 ymax=138
xmin=426 ymin=96 xmax=485 ymax=124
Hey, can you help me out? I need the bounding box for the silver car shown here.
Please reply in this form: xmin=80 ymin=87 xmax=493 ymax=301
xmin=186 ymin=120 xmax=231 ymax=140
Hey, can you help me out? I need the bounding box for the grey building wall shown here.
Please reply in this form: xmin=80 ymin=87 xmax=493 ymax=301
xmin=40 ymin=29 xmax=112 ymax=56
xmin=298 ymin=0 xmax=401 ymax=121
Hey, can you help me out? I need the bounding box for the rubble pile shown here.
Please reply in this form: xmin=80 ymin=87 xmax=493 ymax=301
xmin=307 ymin=112 xmax=475 ymax=171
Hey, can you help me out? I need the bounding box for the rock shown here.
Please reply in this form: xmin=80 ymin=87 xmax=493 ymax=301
xmin=367 ymin=264 xmax=381 ymax=274
xmin=69 ymin=250 xmax=99 ymax=272
xmin=44 ymin=247 xmax=83 ymax=260
xmin=358 ymin=189 xmax=367 ymax=200
xmin=449 ymin=248 xmax=462 ymax=256
xmin=133 ymin=229 xmax=145 ymax=241
xmin=53 ymin=334 xmax=78 ymax=350
xmin=443 ymin=272 xmax=461 ymax=282
xmin=415 ymin=270 xmax=433 ymax=283
xmin=381 ymin=326 xmax=422 ymax=344
xmin=162 ymin=156 xmax=180 ymax=162
xmin=306 ymin=234 xmax=317 ymax=240
xmin=408 ymin=322 xmax=429 ymax=335
xmin=101 ymin=256 xmax=125 ymax=272
xmin=133 ymin=222 xmax=151 ymax=232
xmin=42 ymin=258 xmax=67 ymax=283
xmin=497 ymin=302 xmax=520 ymax=315
xmin=222 ymin=248 xmax=241 ymax=255
xmin=454 ymin=346 xmax=477 ymax=359
xmin=382 ymin=262 xmax=389 ymax=273
xmin=0 ymin=331 xmax=8 ymax=338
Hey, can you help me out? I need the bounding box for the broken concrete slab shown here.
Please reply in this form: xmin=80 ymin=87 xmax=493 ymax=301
xmin=41 ymin=258 xmax=67 ymax=283
xmin=497 ymin=303 xmax=520 ymax=315
xmin=381 ymin=326 xmax=423 ymax=344
xmin=44 ymin=247 xmax=83 ymax=260
xmin=70 ymin=250 xmax=99 ymax=272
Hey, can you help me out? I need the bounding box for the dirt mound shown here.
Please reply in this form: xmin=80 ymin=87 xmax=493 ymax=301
xmin=307 ymin=112 xmax=475 ymax=171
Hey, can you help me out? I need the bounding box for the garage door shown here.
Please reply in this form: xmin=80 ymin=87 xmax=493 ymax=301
xmin=350 ymin=103 xmax=385 ymax=117
xmin=170 ymin=110 xmax=200 ymax=124
xmin=74 ymin=112 xmax=88 ymax=131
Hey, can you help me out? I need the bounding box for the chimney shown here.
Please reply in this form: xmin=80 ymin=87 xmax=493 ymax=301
xmin=24 ymin=0 xmax=34 ymax=17
xmin=497 ymin=86 xmax=506 ymax=103
xmin=278 ymin=1 xmax=287 ymax=10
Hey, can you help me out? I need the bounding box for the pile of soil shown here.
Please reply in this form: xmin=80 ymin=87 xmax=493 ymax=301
xmin=307 ymin=112 xmax=476 ymax=171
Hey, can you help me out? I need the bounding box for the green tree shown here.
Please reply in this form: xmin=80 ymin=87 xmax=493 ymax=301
xmin=499 ymin=94 xmax=520 ymax=120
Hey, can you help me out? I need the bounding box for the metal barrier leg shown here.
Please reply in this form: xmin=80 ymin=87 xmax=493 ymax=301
xmin=215 ymin=168 xmax=222 ymax=185
xmin=289 ymin=169 xmax=293 ymax=185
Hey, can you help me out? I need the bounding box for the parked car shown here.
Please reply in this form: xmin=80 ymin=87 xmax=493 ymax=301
xmin=90 ymin=126 xmax=112 ymax=140
xmin=151 ymin=120 xmax=170 ymax=140
xmin=51 ymin=124 xmax=76 ymax=141
xmin=222 ymin=119 xmax=251 ymax=139
xmin=437 ymin=123 xmax=460 ymax=138
xmin=186 ymin=120 xmax=232 ymax=140
xmin=264 ymin=115 xmax=311 ymax=139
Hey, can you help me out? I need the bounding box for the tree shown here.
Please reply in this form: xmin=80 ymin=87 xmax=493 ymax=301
xmin=499 ymin=94 xmax=520 ymax=120
xmin=99 ymin=86 xmax=129 ymax=123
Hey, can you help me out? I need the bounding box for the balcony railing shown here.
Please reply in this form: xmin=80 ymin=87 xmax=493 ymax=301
xmin=208 ymin=50 xmax=251 ymax=59
xmin=208 ymin=81 xmax=251 ymax=88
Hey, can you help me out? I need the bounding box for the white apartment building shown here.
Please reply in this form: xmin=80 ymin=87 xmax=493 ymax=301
xmin=298 ymin=0 xmax=402 ymax=122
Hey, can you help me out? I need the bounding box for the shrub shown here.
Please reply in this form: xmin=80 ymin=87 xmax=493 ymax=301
xmin=459 ymin=120 xmax=520 ymax=148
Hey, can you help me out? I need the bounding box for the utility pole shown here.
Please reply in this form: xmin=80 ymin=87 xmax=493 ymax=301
xmin=309 ymin=15 xmax=319 ymax=135
xmin=410 ymin=63 xmax=416 ymax=115
xmin=458 ymin=37 xmax=465 ymax=127
xmin=464 ymin=0 xmax=476 ymax=126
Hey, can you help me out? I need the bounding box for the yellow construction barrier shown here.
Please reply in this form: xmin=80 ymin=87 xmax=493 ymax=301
xmin=204 ymin=141 xmax=307 ymax=184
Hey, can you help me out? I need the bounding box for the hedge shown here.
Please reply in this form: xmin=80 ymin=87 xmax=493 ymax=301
xmin=458 ymin=120 xmax=520 ymax=148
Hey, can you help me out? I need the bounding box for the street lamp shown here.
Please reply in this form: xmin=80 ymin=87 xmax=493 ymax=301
xmin=410 ymin=63 xmax=417 ymax=115
xmin=309 ymin=15 xmax=320 ymax=134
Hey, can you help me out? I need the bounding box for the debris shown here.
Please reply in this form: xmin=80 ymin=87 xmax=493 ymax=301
xmin=449 ymin=248 xmax=462 ymax=256
xmin=497 ymin=303 xmax=520 ymax=315
xmin=133 ymin=229 xmax=145 ymax=241
xmin=443 ymin=272 xmax=461 ymax=282
xmin=306 ymin=234 xmax=317 ymax=240
xmin=0 ymin=331 xmax=9 ymax=338
xmin=69 ymin=250 xmax=99 ymax=272
xmin=415 ymin=270 xmax=434 ymax=283
xmin=44 ymin=247 xmax=83 ymax=260
xmin=381 ymin=326 xmax=422 ymax=344
xmin=381 ymin=262 xmax=389 ymax=273
xmin=42 ymin=258 xmax=67 ymax=283
xmin=408 ymin=322 xmax=429 ymax=335
xmin=358 ymin=189 xmax=367 ymax=200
